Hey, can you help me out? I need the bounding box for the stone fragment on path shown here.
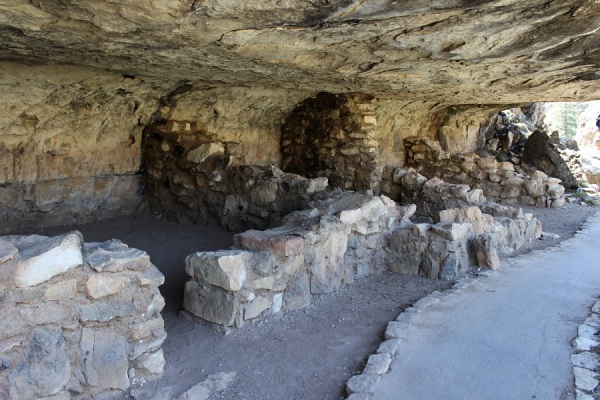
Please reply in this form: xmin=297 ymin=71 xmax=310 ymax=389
xmin=346 ymin=374 xmax=380 ymax=396
xmin=177 ymin=372 xmax=237 ymax=400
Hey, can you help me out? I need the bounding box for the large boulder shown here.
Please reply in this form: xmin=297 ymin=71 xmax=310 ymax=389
xmin=522 ymin=130 xmax=578 ymax=188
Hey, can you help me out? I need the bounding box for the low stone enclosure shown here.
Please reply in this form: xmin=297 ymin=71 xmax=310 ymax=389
xmin=0 ymin=232 xmax=166 ymax=399
xmin=183 ymin=169 xmax=543 ymax=328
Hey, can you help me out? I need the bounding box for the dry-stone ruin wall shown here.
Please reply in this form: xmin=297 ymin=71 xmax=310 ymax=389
xmin=280 ymin=92 xmax=381 ymax=192
xmin=0 ymin=232 xmax=166 ymax=399
xmin=183 ymin=187 xmax=541 ymax=327
xmin=401 ymin=137 xmax=566 ymax=207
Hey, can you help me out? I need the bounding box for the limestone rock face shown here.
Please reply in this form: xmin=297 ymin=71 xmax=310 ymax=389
xmin=1 ymin=1 xmax=599 ymax=103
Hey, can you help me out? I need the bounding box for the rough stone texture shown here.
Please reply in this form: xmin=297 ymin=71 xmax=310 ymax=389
xmin=346 ymin=374 xmax=381 ymax=396
xmin=185 ymin=251 xmax=250 ymax=291
xmin=397 ymin=137 xmax=566 ymax=208
xmin=472 ymin=234 xmax=501 ymax=270
xmin=1 ymin=1 xmax=600 ymax=238
xmin=8 ymin=327 xmax=70 ymax=399
xmin=0 ymin=232 xmax=166 ymax=399
xmin=522 ymin=130 xmax=578 ymax=189
xmin=281 ymin=92 xmax=381 ymax=192
xmin=1 ymin=2 xmax=599 ymax=103
xmin=571 ymin=299 xmax=600 ymax=398
xmin=143 ymin=110 xmax=330 ymax=229
xmin=12 ymin=231 xmax=83 ymax=288
xmin=0 ymin=63 xmax=153 ymax=234
xmin=184 ymin=186 xmax=540 ymax=326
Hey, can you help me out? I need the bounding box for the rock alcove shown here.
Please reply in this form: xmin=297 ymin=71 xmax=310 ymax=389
xmin=1 ymin=1 xmax=600 ymax=398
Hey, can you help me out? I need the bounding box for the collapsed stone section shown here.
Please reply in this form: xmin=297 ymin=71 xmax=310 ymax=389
xmin=183 ymin=186 xmax=541 ymax=327
xmin=521 ymin=130 xmax=582 ymax=189
xmin=143 ymin=122 xmax=328 ymax=231
xmin=400 ymin=137 xmax=565 ymax=207
xmin=0 ymin=232 xmax=166 ymax=399
xmin=280 ymin=92 xmax=381 ymax=192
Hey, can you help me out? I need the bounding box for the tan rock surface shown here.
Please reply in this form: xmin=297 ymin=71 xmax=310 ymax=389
xmin=1 ymin=1 xmax=600 ymax=103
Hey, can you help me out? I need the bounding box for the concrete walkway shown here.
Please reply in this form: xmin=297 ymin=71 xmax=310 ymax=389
xmin=372 ymin=211 xmax=600 ymax=400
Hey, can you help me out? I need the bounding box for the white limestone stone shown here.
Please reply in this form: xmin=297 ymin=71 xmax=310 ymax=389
xmin=13 ymin=232 xmax=83 ymax=288
xmin=186 ymin=250 xmax=249 ymax=291
xmin=186 ymin=143 xmax=224 ymax=164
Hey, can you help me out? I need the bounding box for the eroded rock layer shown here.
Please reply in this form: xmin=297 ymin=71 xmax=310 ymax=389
xmin=1 ymin=1 xmax=600 ymax=103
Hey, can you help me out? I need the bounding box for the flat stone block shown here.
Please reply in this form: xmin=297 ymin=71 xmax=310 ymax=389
xmin=13 ymin=232 xmax=83 ymax=288
xmin=575 ymin=389 xmax=595 ymax=400
xmin=573 ymin=366 xmax=598 ymax=392
xmin=85 ymin=241 xmax=150 ymax=272
xmin=235 ymin=229 xmax=304 ymax=257
xmin=578 ymin=324 xmax=597 ymax=340
xmin=244 ymin=295 xmax=271 ymax=320
xmin=133 ymin=348 xmax=165 ymax=375
xmin=44 ymin=279 xmax=77 ymax=301
xmin=363 ymin=353 xmax=392 ymax=375
xmin=86 ymin=274 xmax=129 ymax=299
xmin=377 ymin=339 xmax=401 ymax=356
xmin=130 ymin=318 xmax=165 ymax=341
xmin=137 ymin=265 xmax=165 ymax=287
xmin=346 ymin=374 xmax=380 ymax=395
xmin=186 ymin=142 xmax=224 ymax=164
xmin=81 ymin=328 xmax=130 ymax=391
xmin=572 ymin=352 xmax=600 ymax=371
xmin=183 ymin=281 xmax=239 ymax=326
xmin=573 ymin=337 xmax=600 ymax=352
xmin=8 ymin=327 xmax=70 ymax=398
xmin=385 ymin=320 xmax=411 ymax=340
xmin=0 ymin=239 xmax=17 ymax=265
xmin=186 ymin=250 xmax=250 ymax=291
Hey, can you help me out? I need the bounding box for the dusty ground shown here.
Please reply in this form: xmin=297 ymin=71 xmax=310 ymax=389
xmin=29 ymin=201 xmax=597 ymax=400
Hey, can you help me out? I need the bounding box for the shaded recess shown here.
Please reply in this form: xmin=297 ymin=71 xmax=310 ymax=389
xmin=281 ymin=92 xmax=381 ymax=192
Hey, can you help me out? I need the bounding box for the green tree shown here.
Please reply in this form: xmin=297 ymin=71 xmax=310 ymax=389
xmin=546 ymin=102 xmax=588 ymax=139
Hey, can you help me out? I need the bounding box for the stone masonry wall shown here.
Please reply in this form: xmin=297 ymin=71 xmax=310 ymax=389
xmin=280 ymin=92 xmax=381 ymax=192
xmin=0 ymin=62 xmax=160 ymax=234
xmin=143 ymin=86 xmax=330 ymax=230
xmin=143 ymin=116 xmax=328 ymax=230
xmin=394 ymin=136 xmax=565 ymax=207
xmin=183 ymin=187 xmax=541 ymax=327
xmin=0 ymin=231 xmax=166 ymax=399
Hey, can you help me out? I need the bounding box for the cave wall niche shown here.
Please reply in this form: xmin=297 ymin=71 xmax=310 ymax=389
xmin=142 ymin=85 xmax=324 ymax=231
xmin=280 ymin=92 xmax=381 ymax=192
xmin=0 ymin=62 xmax=158 ymax=234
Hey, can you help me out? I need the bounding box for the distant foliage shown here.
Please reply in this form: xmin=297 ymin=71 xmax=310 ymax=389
xmin=545 ymin=102 xmax=589 ymax=139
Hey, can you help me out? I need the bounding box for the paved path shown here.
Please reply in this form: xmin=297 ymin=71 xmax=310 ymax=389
xmin=373 ymin=212 xmax=600 ymax=400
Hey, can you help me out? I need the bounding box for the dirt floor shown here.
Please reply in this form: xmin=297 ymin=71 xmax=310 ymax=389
xmin=29 ymin=202 xmax=598 ymax=400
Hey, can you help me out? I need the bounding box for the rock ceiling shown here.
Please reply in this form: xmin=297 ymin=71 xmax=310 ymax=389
xmin=1 ymin=0 xmax=600 ymax=104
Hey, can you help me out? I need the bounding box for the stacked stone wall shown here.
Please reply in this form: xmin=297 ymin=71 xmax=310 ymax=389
xmin=182 ymin=188 xmax=541 ymax=327
xmin=394 ymin=137 xmax=565 ymax=207
xmin=280 ymin=92 xmax=382 ymax=192
xmin=0 ymin=232 xmax=166 ymax=398
xmin=143 ymin=122 xmax=328 ymax=230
